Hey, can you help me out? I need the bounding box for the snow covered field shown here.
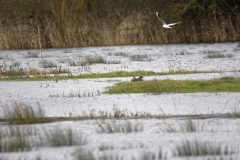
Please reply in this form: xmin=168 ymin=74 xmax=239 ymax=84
xmin=0 ymin=42 xmax=240 ymax=160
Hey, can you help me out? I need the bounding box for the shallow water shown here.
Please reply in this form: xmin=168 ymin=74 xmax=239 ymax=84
xmin=0 ymin=43 xmax=240 ymax=159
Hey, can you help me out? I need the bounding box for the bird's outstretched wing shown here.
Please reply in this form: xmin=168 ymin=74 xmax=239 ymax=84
xmin=168 ymin=22 xmax=181 ymax=26
xmin=156 ymin=12 xmax=167 ymax=25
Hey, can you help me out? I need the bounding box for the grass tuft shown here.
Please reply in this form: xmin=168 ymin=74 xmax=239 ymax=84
xmin=0 ymin=126 xmax=87 ymax=153
xmin=95 ymin=120 xmax=144 ymax=133
xmin=85 ymin=56 xmax=106 ymax=64
xmin=45 ymin=128 xmax=87 ymax=147
xmin=3 ymin=102 xmax=48 ymax=124
xmin=78 ymin=107 xmax=150 ymax=120
xmin=2 ymin=133 xmax=30 ymax=152
xmin=75 ymin=149 xmax=95 ymax=160
xmin=49 ymin=90 xmax=101 ymax=98
xmin=174 ymin=140 xmax=240 ymax=157
xmin=40 ymin=60 xmax=57 ymax=68
xmin=180 ymin=119 xmax=197 ymax=132
xmin=140 ymin=148 xmax=165 ymax=160
xmin=68 ymin=60 xmax=89 ymax=66
xmin=129 ymin=54 xmax=154 ymax=61
xmin=140 ymin=151 xmax=156 ymax=160
xmin=24 ymin=51 xmax=39 ymax=58
xmin=105 ymin=59 xmax=121 ymax=64
xmin=0 ymin=126 xmax=35 ymax=152
xmin=0 ymin=68 xmax=26 ymax=79
xmin=205 ymin=53 xmax=234 ymax=59
xmin=162 ymin=119 xmax=205 ymax=133
xmin=98 ymin=144 xmax=115 ymax=151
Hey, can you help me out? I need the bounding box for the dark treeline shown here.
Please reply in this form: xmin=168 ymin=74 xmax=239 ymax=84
xmin=0 ymin=0 xmax=239 ymax=50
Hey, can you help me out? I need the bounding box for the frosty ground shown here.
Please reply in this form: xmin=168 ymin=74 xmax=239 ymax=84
xmin=0 ymin=42 xmax=240 ymax=160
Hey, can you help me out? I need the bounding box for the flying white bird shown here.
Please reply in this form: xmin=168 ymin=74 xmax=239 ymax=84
xmin=156 ymin=12 xmax=181 ymax=29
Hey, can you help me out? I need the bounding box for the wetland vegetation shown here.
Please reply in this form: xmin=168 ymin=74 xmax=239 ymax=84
xmin=0 ymin=34 xmax=239 ymax=159
xmin=105 ymin=77 xmax=240 ymax=94
xmin=0 ymin=0 xmax=239 ymax=50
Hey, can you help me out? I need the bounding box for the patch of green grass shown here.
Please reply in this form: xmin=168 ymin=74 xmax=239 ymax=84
xmin=1 ymin=69 xmax=213 ymax=81
xmin=104 ymin=77 xmax=240 ymax=94
xmin=0 ymin=66 xmax=73 ymax=80
xmin=3 ymin=102 xmax=50 ymax=124
xmin=76 ymin=70 xmax=157 ymax=79
xmin=75 ymin=70 xmax=202 ymax=79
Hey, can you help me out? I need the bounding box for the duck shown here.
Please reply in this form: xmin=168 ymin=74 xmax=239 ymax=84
xmin=136 ymin=76 xmax=144 ymax=81
xmin=131 ymin=76 xmax=144 ymax=82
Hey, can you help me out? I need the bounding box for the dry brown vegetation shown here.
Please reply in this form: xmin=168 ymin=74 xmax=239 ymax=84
xmin=0 ymin=0 xmax=239 ymax=50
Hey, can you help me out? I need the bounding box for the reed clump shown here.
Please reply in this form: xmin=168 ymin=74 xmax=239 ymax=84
xmin=0 ymin=0 xmax=239 ymax=50
xmin=0 ymin=69 xmax=26 ymax=79
xmin=162 ymin=119 xmax=205 ymax=133
xmin=24 ymin=52 xmax=40 ymax=58
xmin=95 ymin=120 xmax=144 ymax=133
xmin=173 ymin=140 xmax=240 ymax=157
xmin=3 ymin=102 xmax=49 ymax=124
xmin=44 ymin=128 xmax=88 ymax=147
xmin=0 ymin=126 xmax=32 ymax=152
xmin=48 ymin=90 xmax=101 ymax=98
xmin=0 ymin=126 xmax=88 ymax=153
xmin=78 ymin=107 xmax=151 ymax=120
xmin=0 ymin=67 xmax=71 ymax=79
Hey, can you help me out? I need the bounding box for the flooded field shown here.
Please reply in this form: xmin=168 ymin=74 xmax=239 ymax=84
xmin=0 ymin=42 xmax=240 ymax=159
